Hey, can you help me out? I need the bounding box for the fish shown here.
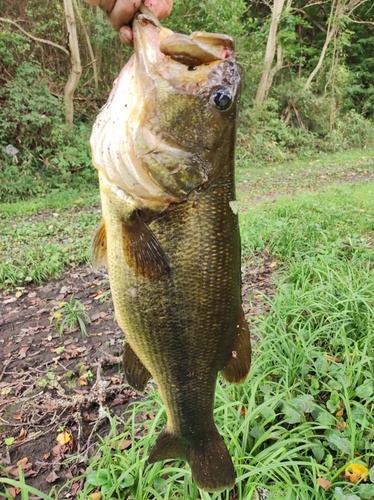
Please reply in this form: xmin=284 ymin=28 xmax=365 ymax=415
xmin=90 ymin=5 xmax=251 ymax=492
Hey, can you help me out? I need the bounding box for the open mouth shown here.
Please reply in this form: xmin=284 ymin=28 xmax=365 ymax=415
xmin=133 ymin=5 xmax=234 ymax=71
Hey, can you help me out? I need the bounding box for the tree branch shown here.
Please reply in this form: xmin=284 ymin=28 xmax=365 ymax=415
xmin=349 ymin=17 xmax=374 ymax=26
xmin=0 ymin=17 xmax=70 ymax=55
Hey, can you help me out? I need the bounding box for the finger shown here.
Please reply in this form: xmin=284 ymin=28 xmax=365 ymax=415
xmin=119 ymin=25 xmax=134 ymax=46
xmin=144 ymin=0 xmax=173 ymax=19
xmin=84 ymin=0 xmax=101 ymax=6
xmin=84 ymin=0 xmax=116 ymax=10
xmin=107 ymin=0 xmax=142 ymax=31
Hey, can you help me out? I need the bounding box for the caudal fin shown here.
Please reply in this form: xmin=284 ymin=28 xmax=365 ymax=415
xmin=148 ymin=427 xmax=235 ymax=492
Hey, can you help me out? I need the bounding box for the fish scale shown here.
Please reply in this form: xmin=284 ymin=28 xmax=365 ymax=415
xmin=91 ymin=5 xmax=251 ymax=491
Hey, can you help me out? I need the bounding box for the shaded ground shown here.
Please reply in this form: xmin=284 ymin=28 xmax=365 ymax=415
xmin=0 ymin=255 xmax=277 ymax=497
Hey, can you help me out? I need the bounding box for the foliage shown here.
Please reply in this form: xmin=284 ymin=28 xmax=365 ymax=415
xmin=0 ymin=60 xmax=95 ymax=202
xmin=238 ymin=95 xmax=374 ymax=165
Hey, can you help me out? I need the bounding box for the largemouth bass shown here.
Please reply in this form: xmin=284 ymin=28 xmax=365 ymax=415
xmin=90 ymin=6 xmax=251 ymax=492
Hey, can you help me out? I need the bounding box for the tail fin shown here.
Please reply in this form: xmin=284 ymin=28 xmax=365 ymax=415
xmin=148 ymin=427 xmax=235 ymax=492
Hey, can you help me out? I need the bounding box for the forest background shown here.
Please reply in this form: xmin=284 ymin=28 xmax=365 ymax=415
xmin=0 ymin=0 xmax=374 ymax=203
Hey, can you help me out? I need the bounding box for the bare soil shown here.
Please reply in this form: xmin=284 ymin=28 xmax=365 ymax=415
xmin=0 ymin=255 xmax=277 ymax=498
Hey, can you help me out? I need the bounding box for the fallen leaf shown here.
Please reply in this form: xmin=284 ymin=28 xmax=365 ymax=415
xmin=52 ymin=443 xmax=63 ymax=458
xmin=6 ymin=487 xmax=20 ymax=498
xmin=336 ymin=420 xmax=347 ymax=432
xmin=6 ymin=457 xmax=36 ymax=478
xmin=110 ymin=376 xmax=121 ymax=384
xmin=15 ymin=291 xmax=22 ymax=298
xmin=18 ymin=346 xmax=29 ymax=359
xmin=345 ymin=463 xmax=369 ymax=483
xmin=14 ymin=427 xmax=27 ymax=444
xmin=56 ymin=431 xmax=71 ymax=446
xmin=17 ymin=457 xmax=30 ymax=469
xmin=82 ymin=410 xmax=96 ymax=422
xmin=317 ymin=478 xmax=332 ymax=490
xmin=45 ymin=470 xmax=60 ymax=483
xmin=117 ymin=439 xmax=132 ymax=451
xmin=71 ymin=479 xmax=83 ymax=495
xmin=111 ymin=394 xmax=129 ymax=408
xmin=89 ymin=492 xmax=103 ymax=500
xmin=67 ymin=435 xmax=78 ymax=453
xmin=336 ymin=409 xmax=344 ymax=417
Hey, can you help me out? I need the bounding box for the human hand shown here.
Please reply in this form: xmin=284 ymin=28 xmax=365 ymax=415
xmin=85 ymin=0 xmax=173 ymax=45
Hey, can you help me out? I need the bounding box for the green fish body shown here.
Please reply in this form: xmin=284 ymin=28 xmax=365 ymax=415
xmin=91 ymin=7 xmax=251 ymax=492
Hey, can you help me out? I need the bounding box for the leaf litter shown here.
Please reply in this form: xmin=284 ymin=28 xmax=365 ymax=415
xmin=0 ymin=260 xmax=276 ymax=497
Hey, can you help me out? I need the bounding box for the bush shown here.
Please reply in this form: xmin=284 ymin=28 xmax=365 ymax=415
xmin=238 ymin=98 xmax=318 ymax=164
xmin=0 ymin=60 xmax=95 ymax=202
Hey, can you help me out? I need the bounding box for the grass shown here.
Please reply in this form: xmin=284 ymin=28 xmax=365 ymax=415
xmin=1 ymin=151 xmax=374 ymax=499
xmin=236 ymin=147 xmax=374 ymax=202
xmin=0 ymin=189 xmax=101 ymax=290
xmin=51 ymin=295 xmax=92 ymax=338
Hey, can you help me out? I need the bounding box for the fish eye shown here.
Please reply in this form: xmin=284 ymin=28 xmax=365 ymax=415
xmin=211 ymin=86 xmax=232 ymax=111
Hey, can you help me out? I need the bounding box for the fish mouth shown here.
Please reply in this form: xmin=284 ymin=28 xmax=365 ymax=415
xmin=133 ymin=5 xmax=235 ymax=73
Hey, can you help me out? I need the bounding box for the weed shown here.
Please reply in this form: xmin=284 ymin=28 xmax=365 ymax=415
xmin=4 ymin=437 xmax=15 ymax=447
xmin=51 ymin=295 xmax=91 ymax=338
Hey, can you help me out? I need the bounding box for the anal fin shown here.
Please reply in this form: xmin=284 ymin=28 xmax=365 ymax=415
xmin=148 ymin=426 xmax=235 ymax=492
xmin=91 ymin=219 xmax=107 ymax=269
xmin=123 ymin=343 xmax=152 ymax=392
xmin=222 ymin=308 xmax=251 ymax=384
xmin=122 ymin=212 xmax=171 ymax=281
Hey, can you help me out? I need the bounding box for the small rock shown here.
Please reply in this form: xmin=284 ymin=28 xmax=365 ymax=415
xmin=3 ymin=144 xmax=19 ymax=156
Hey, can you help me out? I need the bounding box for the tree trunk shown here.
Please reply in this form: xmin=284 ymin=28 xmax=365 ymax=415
xmin=64 ymin=0 xmax=82 ymax=132
xmin=73 ymin=0 xmax=98 ymax=90
xmin=282 ymin=0 xmax=369 ymax=125
xmin=94 ymin=7 xmax=103 ymax=83
xmin=255 ymin=0 xmax=286 ymax=105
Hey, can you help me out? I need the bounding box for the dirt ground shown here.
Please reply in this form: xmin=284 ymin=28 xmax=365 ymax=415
xmin=0 ymin=254 xmax=276 ymax=498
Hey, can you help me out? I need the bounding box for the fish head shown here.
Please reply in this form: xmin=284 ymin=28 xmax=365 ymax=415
xmin=133 ymin=8 xmax=241 ymax=198
xmin=90 ymin=7 xmax=240 ymax=208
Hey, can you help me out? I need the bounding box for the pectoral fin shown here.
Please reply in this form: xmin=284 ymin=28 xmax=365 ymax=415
xmin=123 ymin=343 xmax=152 ymax=392
xmin=91 ymin=219 xmax=108 ymax=270
xmin=122 ymin=212 xmax=171 ymax=281
xmin=222 ymin=308 xmax=251 ymax=384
